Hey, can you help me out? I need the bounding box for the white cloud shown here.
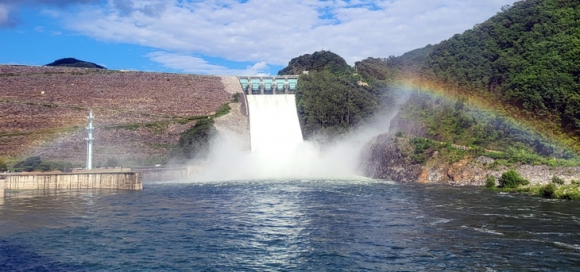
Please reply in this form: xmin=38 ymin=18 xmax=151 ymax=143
xmin=0 ymin=0 xmax=100 ymax=28
xmin=0 ymin=4 xmax=7 ymax=20
xmin=48 ymin=0 xmax=517 ymax=73
xmin=147 ymin=51 xmax=270 ymax=75
xmin=0 ymin=4 xmax=13 ymax=28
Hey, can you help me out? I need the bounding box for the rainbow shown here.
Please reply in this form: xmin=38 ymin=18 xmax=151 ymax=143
xmin=391 ymin=76 xmax=580 ymax=156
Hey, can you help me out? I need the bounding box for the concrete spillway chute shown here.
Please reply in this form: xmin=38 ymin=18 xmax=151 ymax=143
xmin=236 ymin=75 xmax=303 ymax=152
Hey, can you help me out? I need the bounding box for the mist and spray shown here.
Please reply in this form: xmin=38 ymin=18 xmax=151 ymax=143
xmin=191 ymin=90 xmax=408 ymax=182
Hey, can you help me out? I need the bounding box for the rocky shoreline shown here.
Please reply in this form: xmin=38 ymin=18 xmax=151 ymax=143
xmin=361 ymin=133 xmax=580 ymax=186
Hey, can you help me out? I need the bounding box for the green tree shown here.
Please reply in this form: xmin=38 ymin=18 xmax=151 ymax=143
xmin=499 ymin=170 xmax=530 ymax=188
xmin=296 ymin=70 xmax=379 ymax=141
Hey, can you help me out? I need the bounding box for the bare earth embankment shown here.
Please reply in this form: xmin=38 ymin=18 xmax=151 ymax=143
xmin=0 ymin=65 xmax=235 ymax=165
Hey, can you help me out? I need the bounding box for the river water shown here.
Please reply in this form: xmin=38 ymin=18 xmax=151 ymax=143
xmin=1 ymin=179 xmax=579 ymax=271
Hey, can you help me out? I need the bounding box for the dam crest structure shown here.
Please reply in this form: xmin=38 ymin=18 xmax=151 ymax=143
xmin=237 ymin=75 xmax=303 ymax=152
xmin=238 ymin=75 xmax=298 ymax=95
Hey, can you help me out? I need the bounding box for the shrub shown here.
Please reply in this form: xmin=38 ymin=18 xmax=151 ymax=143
xmin=145 ymin=122 xmax=168 ymax=134
xmin=0 ymin=159 xmax=7 ymax=172
xmin=171 ymin=117 xmax=216 ymax=161
xmin=499 ymin=170 xmax=529 ymax=188
xmin=39 ymin=162 xmax=52 ymax=172
xmin=55 ymin=162 xmax=74 ymax=172
xmin=105 ymin=157 xmax=119 ymax=168
xmin=13 ymin=156 xmax=42 ymax=172
xmin=443 ymin=148 xmax=467 ymax=163
xmin=395 ymin=131 xmax=404 ymax=137
xmin=233 ymin=93 xmax=241 ymax=103
xmin=552 ymin=176 xmax=565 ymax=185
xmin=214 ymin=103 xmax=231 ymax=117
xmin=559 ymin=190 xmax=580 ymax=200
xmin=485 ymin=175 xmax=496 ymax=188
xmin=540 ymin=183 xmax=556 ymax=198
xmin=411 ymin=138 xmax=434 ymax=164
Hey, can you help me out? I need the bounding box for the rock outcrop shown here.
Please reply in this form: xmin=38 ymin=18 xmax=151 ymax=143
xmin=360 ymin=134 xmax=423 ymax=182
xmin=361 ymin=133 xmax=580 ymax=186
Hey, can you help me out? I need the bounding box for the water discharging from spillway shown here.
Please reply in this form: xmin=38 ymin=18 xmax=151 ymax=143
xmin=195 ymin=92 xmax=395 ymax=181
xmin=247 ymin=95 xmax=303 ymax=152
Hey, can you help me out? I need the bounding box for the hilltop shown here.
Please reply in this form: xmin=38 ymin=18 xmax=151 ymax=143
xmin=46 ymin=58 xmax=106 ymax=69
xmin=278 ymin=50 xmax=352 ymax=76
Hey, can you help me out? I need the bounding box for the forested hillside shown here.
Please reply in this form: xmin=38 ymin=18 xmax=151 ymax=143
xmin=278 ymin=51 xmax=390 ymax=141
xmin=424 ymin=0 xmax=580 ymax=131
xmin=356 ymin=0 xmax=580 ymax=156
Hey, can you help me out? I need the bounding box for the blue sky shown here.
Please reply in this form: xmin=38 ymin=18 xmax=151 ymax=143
xmin=0 ymin=0 xmax=517 ymax=75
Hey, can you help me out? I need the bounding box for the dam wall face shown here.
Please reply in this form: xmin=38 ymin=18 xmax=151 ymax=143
xmin=2 ymin=172 xmax=142 ymax=191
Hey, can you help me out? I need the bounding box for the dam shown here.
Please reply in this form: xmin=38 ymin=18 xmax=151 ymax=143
xmin=237 ymin=76 xmax=303 ymax=152
xmin=0 ymin=75 xmax=303 ymax=197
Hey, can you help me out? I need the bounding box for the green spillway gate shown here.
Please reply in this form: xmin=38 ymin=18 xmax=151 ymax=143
xmin=236 ymin=76 xmax=299 ymax=95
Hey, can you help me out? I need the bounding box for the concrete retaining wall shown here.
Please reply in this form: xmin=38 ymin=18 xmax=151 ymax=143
xmin=0 ymin=177 xmax=4 ymax=198
xmin=3 ymin=172 xmax=142 ymax=192
xmin=138 ymin=167 xmax=189 ymax=182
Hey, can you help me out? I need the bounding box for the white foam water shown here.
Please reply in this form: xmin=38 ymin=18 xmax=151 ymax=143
xmin=246 ymin=94 xmax=303 ymax=152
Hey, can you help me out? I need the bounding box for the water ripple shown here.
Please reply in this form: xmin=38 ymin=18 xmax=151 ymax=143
xmin=0 ymin=181 xmax=579 ymax=270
